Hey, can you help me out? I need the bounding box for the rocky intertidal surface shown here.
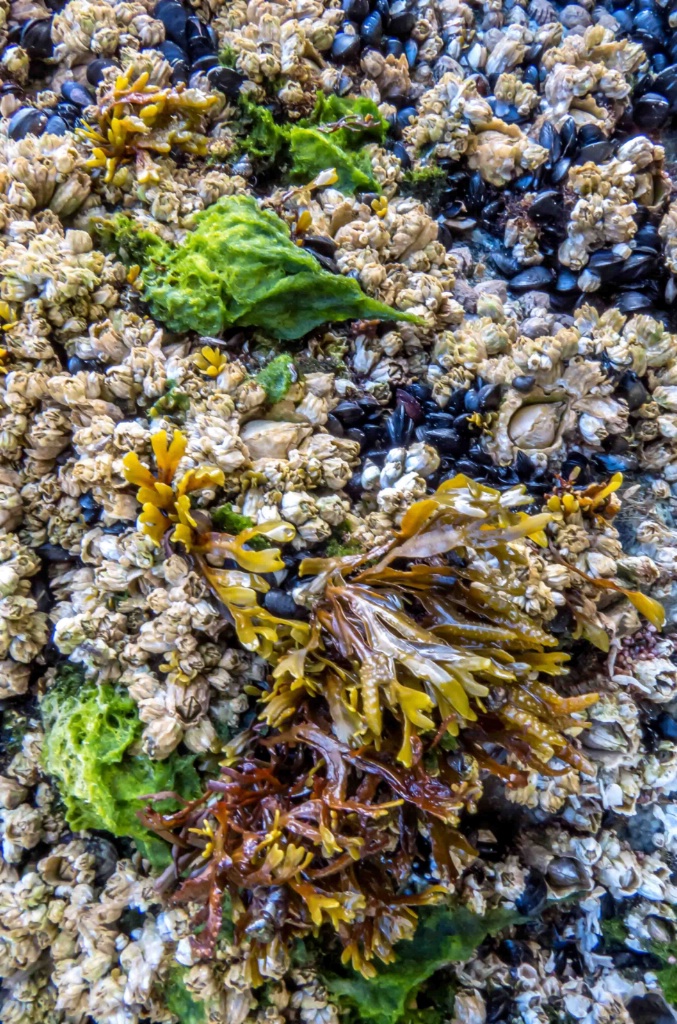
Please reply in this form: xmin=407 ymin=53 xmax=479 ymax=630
xmin=4 ymin=1 xmax=677 ymax=1024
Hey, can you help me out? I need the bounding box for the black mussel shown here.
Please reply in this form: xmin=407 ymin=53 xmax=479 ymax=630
xmin=529 ymin=190 xmax=563 ymax=221
xmin=389 ymin=0 xmax=416 ymax=36
xmin=617 ymin=369 xmax=649 ymax=409
xmin=464 ymin=389 xmax=481 ymax=413
xmin=656 ymin=711 xmax=677 ymax=741
xmin=346 ymin=427 xmax=365 ymax=447
xmin=523 ymin=64 xmax=539 ymax=88
xmin=592 ymin=452 xmax=638 ymax=473
xmin=480 ymin=199 xmax=504 ymax=227
xmin=652 ymin=53 xmax=668 ymax=74
xmin=477 ymin=383 xmax=502 ymax=410
xmin=154 ymin=0 xmax=188 ymax=48
xmin=37 ymin=542 xmax=71 ymax=562
xmin=79 ymin=493 xmax=101 ymax=525
xmin=372 ymin=0 xmax=391 ymax=21
xmin=207 ymin=65 xmax=245 ymax=97
xmin=634 ymin=222 xmax=661 ymax=250
xmin=653 ymin=64 xmax=677 ymax=93
xmin=8 ymin=106 xmax=48 ymax=140
xmin=333 ymin=400 xmax=364 ymax=426
xmin=490 ymin=251 xmax=520 ymax=277
xmin=517 ymin=868 xmax=549 ymax=916
xmin=264 ymin=588 xmax=308 ymax=620
xmin=396 ymin=388 xmax=423 ymax=422
xmin=633 ymin=91 xmax=671 ymax=129
xmin=513 ymin=171 xmax=534 ymax=191
xmin=561 ymin=450 xmax=589 ymax=479
xmin=103 ymin=521 xmax=130 ymax=535
xmin=616 ymin=248 xmax=659 ymax=283
xmin=403 ymin=382 xmax=432 ymax=403
xmin=86 ymin=57 xmax=120 ymax=85
xmin=384 ymin=37 xmax=404 ymax=57
xmin=510 ymin=266 xmax=555 ymax=291
xmin=332 ymin=32 xmax=361 ymax=62
xmin=44 ymin=114 xmax=68 ymax=135
xmin=464 ymin=171 xmax=485 ymax=212
xmin=627 ymin=993 xmax=675 ymax=1024
xmin=20 ymin=17 xmax=54 ymax=58
xmin=159 ymin=39 xmax=189 ymax=65
xmin=451 ymin=458 xmax=487 ymax=478
xmin=395 ymin=104 xmax=417 ymax=132
xmin=556 ymin=268 xmax=579 ymax=293
xmin=192 ymin=53 xmax=219 ymax=73
xmin=613 ymin=8 xmax=633 ymax=31
xmin=56 ymin=101 xmax=81 ymax=123
xmin=539 ymin=120 xmax=560 ymax=160
xmin=577 ymin=122 xmax=606 ymax=146
xmin=497 ymin=939 xmax=534 ymax=967
xmin=326 ymin=413 xmax=344 ymax=438
xmin=387 ymin=405 xmax=415 ymax=446
xmin=446 ymin=390 xmax=468 ymax=416
xmin=61 ymin=81 xmax=93 ymax=107
xmin=633 ymin=9 xmax=664 ymax=51
xmin=588 ymin=249 xmax=626 ymax=281
xmin=361 ymin=11 xmax=383 ymax=45
xmin=392 ymin=140 xmax=411 ymax=168
xmin=302 ymin=235 xmax=338 ymax=259
xmin=550 ymin=156 xmax=571 ymax=184
xmin=487 ymin=989 xmax=515 ymax=1024
xmin=514 ymin=450 xmax=534 ymax=481
xmin=423 ymin=428 xmax=464 ymax=456
xmin=467 ymin=444 xmax=493 ymax=467
xmin=512 ymin=374 xmax=535 ymax=393
xmin=425 ymin=412 xmax=455 ymax=429
xmin=186 ymin=14 xmax=216 ymax=59
xmin=559 ymin=116 xmax=577 ymax=156
xmin=577 ymin=140 xmax=614 ymax=162
xmin=615 ymin=290 xmax=653 ymax=315
xmin=342 ymin=0 xmax=369 ymax=17
xmin=404 ymin=38 xmax=418 ymax=66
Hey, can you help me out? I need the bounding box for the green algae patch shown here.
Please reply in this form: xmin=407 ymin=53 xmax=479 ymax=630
xmin=241 ymin=92 xmax=386 ymax=194
xmin=41 ymin=672 xmax=199 ymax=866
xmin=322 ymin=905 xmax=522 ymax=1024
xmin=105 ymin=195 xmax=421 ymax=340
xmin=164 ymin=968 xmax=206 ymax=1024
xmin=256 ymin=352 xmax=296 ymax=403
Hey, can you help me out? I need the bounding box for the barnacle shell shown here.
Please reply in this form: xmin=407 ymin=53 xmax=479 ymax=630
xmin=240 ymin=419 xmax=313 ymax=461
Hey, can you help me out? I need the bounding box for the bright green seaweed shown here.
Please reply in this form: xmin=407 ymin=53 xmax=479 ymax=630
xmin=241 ymin=92 xmax=387 ymax=194
xmin=42 ymin=672 xmax=199 ymax=866
xmin=105 ymin=195 xmax=420 ymax=340
xmin=322 ymin=905 xmax=523 ymax=1024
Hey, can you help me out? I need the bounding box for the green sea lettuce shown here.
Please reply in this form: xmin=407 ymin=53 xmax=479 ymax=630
xmin=164 ymin=968 xmax=206 ymax=1024
xmin=322 ymin=905 xmax=523 ymax=1024
xmin=256 ymin=352 xmax=296 ymax=403
xmin=105 ymin=195 xmax=420 ymax=340
xmin=241 ymin=93 xmax=386 ymax=194
xmin=42 ymin=672 xmax=199 ymax=866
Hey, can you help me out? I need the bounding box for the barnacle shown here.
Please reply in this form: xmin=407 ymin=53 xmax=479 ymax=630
xmin=77 ymin=66 xmax=218 ymax=184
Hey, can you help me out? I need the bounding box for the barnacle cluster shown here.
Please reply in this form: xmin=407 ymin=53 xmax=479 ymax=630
xmin=4 ymin=0 xmax=677 ymax=1021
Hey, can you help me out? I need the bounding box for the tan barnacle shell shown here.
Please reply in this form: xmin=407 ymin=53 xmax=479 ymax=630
xmin=240 ymin=419 xmax=313 ymax=461
xmin=489 ymin=389 xmax=570 ymax=464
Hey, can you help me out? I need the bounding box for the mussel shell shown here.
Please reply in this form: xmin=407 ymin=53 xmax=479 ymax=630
xmin=8 ymin=106 xmax=48 ymax=140
xmin=20 ymin=17 xmax=54 ymax=58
